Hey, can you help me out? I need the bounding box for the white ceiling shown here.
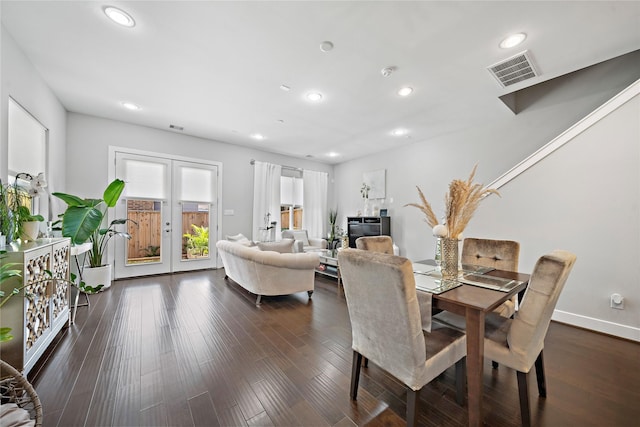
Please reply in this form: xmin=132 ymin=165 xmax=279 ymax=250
xmin=2 ymin=1 xmax=639 ymax=164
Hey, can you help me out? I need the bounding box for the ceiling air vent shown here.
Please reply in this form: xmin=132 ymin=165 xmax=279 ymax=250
xmin=487 ymin=50 xmax=538 ymax=88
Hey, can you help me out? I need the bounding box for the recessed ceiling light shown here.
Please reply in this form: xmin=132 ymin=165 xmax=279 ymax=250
xmin=121 ymin=102 xmax=140 ymax=110
xmin=499 ymin=33 xmax=526 ymax=49
xmin=251 ymin=133 xmax=265 ymax=140
xmin=280 ymin=84 xmax=291 ymax=92
xmin=306 ymin=92 xmax=323 ymax=102
xmin=104 ymin=6 xmax=136 ymax=28
xmin=398 ymin=87 xmax=413 ymax=97
xmin=392 ymin=128 xmax=408 ymax=137
xmin=327 ymin=152 xmax=339 ymax=158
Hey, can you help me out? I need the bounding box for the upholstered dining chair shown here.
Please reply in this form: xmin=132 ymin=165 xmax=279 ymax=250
xmin=338 ymin=249 xmax=467 ymax=427
xmin=479 ymin=250 xmax=575 ymax=427
xmin=461 ymin=237 xmax=520 ymax=317
xmin=433 ymin=237 xmax=521 ymax=369
xmin=355 ymin=235 xmax=394 ymax=254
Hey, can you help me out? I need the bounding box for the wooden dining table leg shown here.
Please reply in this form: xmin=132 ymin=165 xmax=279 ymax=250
xmin=465 ymin=308 xmax=485 ymax=427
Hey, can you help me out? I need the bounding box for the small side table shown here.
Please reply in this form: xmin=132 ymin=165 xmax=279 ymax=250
xmin=69 ymin=242 xmax=92 ymax=324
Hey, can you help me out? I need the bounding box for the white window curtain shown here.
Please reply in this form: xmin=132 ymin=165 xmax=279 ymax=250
xmin=252 ymin=161 xmax=282 ymax=241
xmin=302 ymin=169 xmax=328 ymax=239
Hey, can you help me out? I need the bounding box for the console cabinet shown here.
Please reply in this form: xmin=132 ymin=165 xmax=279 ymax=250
xmin=347 ymin=216 xmax=391 ymax=248
xmin=0 ymin=238 xmax=71 ymax=374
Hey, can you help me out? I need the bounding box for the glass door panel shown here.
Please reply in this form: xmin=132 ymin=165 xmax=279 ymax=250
xmin=182 ymin=203 xmax=210 ymax=260
xmin=114 ymin=152 xmax=219 ymax=277
xmin=126 ymin=199 xmax=162 ymax=265
xmin=115 ymin=153 xmax=172 ymax=278
xmin=172 ymin=161 xmax=217 ymax=272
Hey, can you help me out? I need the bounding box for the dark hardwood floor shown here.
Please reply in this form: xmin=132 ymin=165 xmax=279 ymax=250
xmin=29 ymin=269 xmax=639 ymax=426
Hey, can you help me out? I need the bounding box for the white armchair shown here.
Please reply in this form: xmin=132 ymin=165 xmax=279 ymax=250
xmin=281 ymin=229 xmax=327 ymax=252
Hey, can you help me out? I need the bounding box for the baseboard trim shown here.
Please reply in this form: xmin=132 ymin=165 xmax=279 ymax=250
xmin=552 ymin=309 xmax=640 ymax=342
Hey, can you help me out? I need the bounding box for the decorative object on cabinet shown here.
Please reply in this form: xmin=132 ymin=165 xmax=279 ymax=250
xmin=0 ymin=238 xmax=70 ymax=375
xmin=2 ymin=173 xmax=47 ymax=243
xmin=347 ymin=216 xmax=390 ymax=248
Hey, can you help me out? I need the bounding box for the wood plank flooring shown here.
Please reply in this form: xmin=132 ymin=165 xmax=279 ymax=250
xmin=28 ymin=269 xmax=640 ymax=426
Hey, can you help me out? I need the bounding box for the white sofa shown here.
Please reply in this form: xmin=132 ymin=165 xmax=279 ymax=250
xmin=216 ymin=240 xmax=320 ymax=306
xmin=281 ymin=229 xmax=328 ymax=252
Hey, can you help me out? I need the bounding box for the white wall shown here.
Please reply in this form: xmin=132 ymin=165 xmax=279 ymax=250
xmin=66 ymin=113 xmax=334 ymax=240
xmin=334 ymin=56 xmax=640 ymax=340
xmin=468 ymin=91 xmax=639 ymax=340
xmin=1 ymin=25 xmax=67 ymax=216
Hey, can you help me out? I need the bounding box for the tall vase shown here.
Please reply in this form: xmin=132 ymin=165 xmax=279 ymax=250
xmin=363 ymin=198 xmax=371 ymax=216
xmin=441 ymin=237 xmax=459 ymax=280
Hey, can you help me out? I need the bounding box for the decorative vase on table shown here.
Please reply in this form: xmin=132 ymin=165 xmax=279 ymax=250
xmin=440 ymin=237 xmax=459 ymax=280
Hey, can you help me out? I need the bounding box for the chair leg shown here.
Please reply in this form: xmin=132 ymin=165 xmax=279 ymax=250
xmin=516 ymin=371 xmax=531 ymax=427
xmin=363 ymin=357 xmax=369 ymax=368
xmin=350 ymin=351 xmax=363 ymax=400
xmin=455 ymin=357 xmax=466 ymax=405
xmin=406 ymin=387 xmax=421 ymax=427
xmin=255 ymin=295 xmax=262 ymax=306
xmin=534 ymin=350 xmax=547 ymax=397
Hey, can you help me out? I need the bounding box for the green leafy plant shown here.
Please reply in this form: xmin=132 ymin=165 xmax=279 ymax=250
xmin=144 ymin=245 xmax=161 ymax=257
xmin=53 ymin=179 xmax=136 ymax=267
xmin=0 ymin=182 xmax=11 ymax=238
xmin=2 ymin=173 xmax=46 ymax=241
xmin=183 ymin=224 xmax=209 ymax=257
xmin=327 ymin=209 xmax=344 ymax=246
xmin=0 ymin=252 xmax=102 ymax=342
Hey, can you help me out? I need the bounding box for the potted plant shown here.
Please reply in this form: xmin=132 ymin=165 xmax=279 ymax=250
xmin=1 ymin=173 xmax=46 ymax=242
xmin=183 ymin=224 xmax=209 ymax=258
xmin=52 ymin=179 xmax=135 ymax=290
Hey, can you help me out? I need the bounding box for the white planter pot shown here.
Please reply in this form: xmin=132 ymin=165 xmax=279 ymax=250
xmin=82 ymin=264 xmax=112 ymax=290
xmin=20 ymin=221 xmax=40 ymax=241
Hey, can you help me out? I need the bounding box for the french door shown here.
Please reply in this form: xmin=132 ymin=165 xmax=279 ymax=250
xmin=113 ymin=152 xmax=218 ymax=279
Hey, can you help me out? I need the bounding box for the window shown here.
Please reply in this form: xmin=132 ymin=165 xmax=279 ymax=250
xmin=280 ymin=175 xmax=303 ymax=230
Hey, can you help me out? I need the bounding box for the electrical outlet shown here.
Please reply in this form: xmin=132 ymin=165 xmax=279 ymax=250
xmin=610 ymin=293 xmax=624 ymax=310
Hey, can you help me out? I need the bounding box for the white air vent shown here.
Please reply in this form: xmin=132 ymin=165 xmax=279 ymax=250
xmin=488 ymin=50 xmax=538 ymax=88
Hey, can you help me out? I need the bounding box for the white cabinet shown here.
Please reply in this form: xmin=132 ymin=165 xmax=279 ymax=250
xmin=0 ymin=238 xmax=71 ymax=374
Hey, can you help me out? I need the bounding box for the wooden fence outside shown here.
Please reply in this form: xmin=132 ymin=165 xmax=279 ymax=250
xmin=127 ymin=211 xmax=209 ymax=259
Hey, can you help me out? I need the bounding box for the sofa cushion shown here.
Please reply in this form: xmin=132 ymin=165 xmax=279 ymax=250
xmin=290 ymin=230 xmax=310 ymax=246
xmin=257 ymin=238 xmax=295 ymax=253
xmin=226 ymin=233 xmax=255 ymax=246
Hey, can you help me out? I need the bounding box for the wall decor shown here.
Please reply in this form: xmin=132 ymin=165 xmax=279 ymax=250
xmin=363 ymin=169 xmax=385 ymax=199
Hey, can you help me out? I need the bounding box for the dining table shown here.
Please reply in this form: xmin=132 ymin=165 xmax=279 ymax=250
xmin=415 ymin=261 xmax=530 ymax=427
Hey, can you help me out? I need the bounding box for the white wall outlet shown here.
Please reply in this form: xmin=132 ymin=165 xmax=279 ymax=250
xmin=610 ymin=293 xmax=624 ymax=309
xmin=224 ymin=209 xmax=234 ymax=216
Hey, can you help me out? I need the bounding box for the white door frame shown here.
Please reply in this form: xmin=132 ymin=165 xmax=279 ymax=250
xmin=108 ymin=146 xmax=223 ymax=273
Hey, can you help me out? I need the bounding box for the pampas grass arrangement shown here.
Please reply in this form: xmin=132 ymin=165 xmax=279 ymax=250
xmin=405 ymin=164 xmax=499 ymax=239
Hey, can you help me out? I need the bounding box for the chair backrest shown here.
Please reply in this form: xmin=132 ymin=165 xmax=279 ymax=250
xmin=355 ymin=236 xmax=394 ymax=254
xmin=461 ymin=237 xmax=520 ymax=271
xmin=508 ymin=250 xmax=577 ymax=361
xmin=338 ymin=249 xmax=426 ymax=386
xmin=281 ymin=229 xmax=309 ymax=245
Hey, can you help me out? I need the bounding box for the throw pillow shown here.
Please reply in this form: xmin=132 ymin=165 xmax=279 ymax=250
xmin=257 ymin=238 xmax=295 ymax=253
xmin=226 ymin=233 xmax=248 ymax=241
xmin=291 ymin=230 xmax=310 ymax=246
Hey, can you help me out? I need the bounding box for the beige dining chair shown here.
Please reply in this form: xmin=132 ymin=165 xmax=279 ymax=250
xmin=433 ymin=238 xmax=521 ymax=351
xmin=480 ymin=250 xmax=576 ymax=426
xmin=461 ymin=237 xmax=521 ymax=317
xmin=355 ymin=235 xmax=394 ymax=254
xmin=338 ymin=248 xmax=467 ymax=427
